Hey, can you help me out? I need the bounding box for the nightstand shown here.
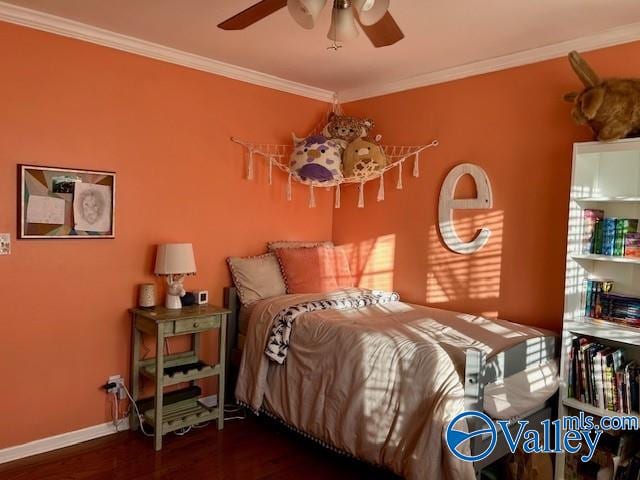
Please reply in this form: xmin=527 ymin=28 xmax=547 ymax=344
xmin=129 ymin=304 xmax=230 ymax=451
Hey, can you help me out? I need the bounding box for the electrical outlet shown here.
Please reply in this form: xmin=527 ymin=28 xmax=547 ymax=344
xmin=107 ymin=374 xmax=123 ymax=394
xmin=0 ymin=234 xmax=10 ymax=255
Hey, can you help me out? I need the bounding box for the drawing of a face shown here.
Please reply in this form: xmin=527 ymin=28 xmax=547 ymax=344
xmin=80 ymin=191 xmax=104 ymax=224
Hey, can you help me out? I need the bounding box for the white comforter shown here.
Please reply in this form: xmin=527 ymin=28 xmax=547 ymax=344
xmin=235 ymin=289 xmax=554 ymax=480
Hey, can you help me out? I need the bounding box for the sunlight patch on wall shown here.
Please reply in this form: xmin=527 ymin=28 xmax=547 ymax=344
xmin=340 ymin=234 xmax=396 ymax=291
xmin=564 ymin=184 xmax=593 ymax=320
xmin=426 ymin=210 xmax=504 ymax=304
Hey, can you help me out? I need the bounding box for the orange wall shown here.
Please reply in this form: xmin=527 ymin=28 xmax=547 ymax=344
xmin=334 ymin=41 xmax=640 ymax=333
xmin=0 ymin=22 xmax=333 ymax=449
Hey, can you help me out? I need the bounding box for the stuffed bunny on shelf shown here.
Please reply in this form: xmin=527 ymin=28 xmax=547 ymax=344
xmin=564 ymin=50 xmax=640 ymax=141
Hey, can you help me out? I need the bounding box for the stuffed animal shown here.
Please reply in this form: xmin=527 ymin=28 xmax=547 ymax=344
xmin=322 ymin=112 xmax=374 ymax=148
xmin=343 ymin=137 xmax=388 ymax=179
xmin=564 ymin=50 xmax=640 ymax=141
xmin=289 ymin=134 xmax=343 ymax=183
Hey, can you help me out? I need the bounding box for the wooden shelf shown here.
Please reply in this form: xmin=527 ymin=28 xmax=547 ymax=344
xmin=565 ymin=317 xmax=640 ymax=345
xmin=576 ymin=197 xmax=640 ymax=203
xmin=571 ymin=253 xmax=640 ymax=265
xmin=141 ymin=355 xmax=221 ymax=387
xmin=562 ymin=397 xmax=640 ymax=420
xmin=144 ymin=399 xmax=219 ymax=434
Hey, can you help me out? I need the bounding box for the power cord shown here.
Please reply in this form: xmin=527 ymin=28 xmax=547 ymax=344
xmin=223 ymin=404 xmax=247 ymax=421
xmin=114 ymin=383 xmax=153 ymax=438
xmin=107 ymin=381 xmax=240 ymax=436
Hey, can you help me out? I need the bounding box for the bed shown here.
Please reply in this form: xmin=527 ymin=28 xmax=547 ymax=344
xmin=223 ymin=287 xmax=559 ymax=480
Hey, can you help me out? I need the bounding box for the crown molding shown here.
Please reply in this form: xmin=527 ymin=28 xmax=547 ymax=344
xmin=338 ymin=22 xmax=640 ymax=102
xmin=0 ymin=2 xmax=335 ymax=102
xmin=1 ymin=2 xmax=639 ymax=104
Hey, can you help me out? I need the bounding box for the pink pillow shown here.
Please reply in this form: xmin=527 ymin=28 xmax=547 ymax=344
xmin=275 ymin=246 xmax=353 ymax=293
xmin=334 ymin=246 xmax=355 ymax=288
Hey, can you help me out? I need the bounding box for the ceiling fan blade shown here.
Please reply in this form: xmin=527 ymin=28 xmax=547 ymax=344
xmin=218 ymin=0 xmax=287 ymax=30
xmin=358 ymin=11 xmax=404 ymax=47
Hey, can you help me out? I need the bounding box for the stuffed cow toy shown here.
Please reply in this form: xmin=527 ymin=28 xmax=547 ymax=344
xmin=343 ymin=137 xmax=388 ymax=179
xmin=289 ymin=134 xmax=343 ymax=183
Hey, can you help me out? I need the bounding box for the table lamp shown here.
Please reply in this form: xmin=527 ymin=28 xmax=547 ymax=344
xmin=154 ymin=243 xmax=197 ymax=309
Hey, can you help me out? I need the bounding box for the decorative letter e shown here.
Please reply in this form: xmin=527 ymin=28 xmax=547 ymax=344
xmin=438 ymin=163 xmax=493 ymax=254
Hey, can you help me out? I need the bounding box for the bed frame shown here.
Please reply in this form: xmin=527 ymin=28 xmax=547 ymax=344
xmin=222 ymin=287 xmax=559 ymax=478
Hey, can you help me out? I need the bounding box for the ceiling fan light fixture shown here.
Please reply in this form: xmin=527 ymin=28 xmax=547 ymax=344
xmin=287 ymin=0 xmax=327 ymax=29
xmin=327 ymin=5 xmax=359 ymax=42
xmin=352 ymin=0 xmax=389 ymax=26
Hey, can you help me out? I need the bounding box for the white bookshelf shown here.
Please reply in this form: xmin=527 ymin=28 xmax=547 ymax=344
xmin=557 ymin=138 xmax=640 ymax=479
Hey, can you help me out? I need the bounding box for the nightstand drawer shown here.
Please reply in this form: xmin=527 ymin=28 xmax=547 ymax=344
xmin=174 ymin=315 xmax=220 ymax=334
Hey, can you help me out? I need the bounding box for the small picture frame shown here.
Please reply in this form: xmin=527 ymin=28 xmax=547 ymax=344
xmin=18 ymin=165 xmax=116 ymax=239
xmin=194 ymin=290 xmax=209 ymax=305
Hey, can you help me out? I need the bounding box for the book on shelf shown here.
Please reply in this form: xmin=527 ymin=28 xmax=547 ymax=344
xmin=603 ymin=218 xmax=618 ymax=256
xmin=584 ymin=211 xmax=639 ymax=257
xmin=626 ymin=233 xmax=640 ymax=258
xmin=567 ymin=431 xmax=640 ymax=480
xmin=568 ymin=336 xmax=640 ymax=416
xmin=584 ymin=209 xmax=605 ymax=254
xmin=584 ymin=279 xmax=614 ymax=319
xmin=594 ymin=217 xmax=605 ymax=255
xmin=599 ymin=293 xmax=640 ymax=327
xmin=616 ymin=220 xmax=639 ymax=256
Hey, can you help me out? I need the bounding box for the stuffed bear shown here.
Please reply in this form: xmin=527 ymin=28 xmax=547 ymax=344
xmin=289 ymin=134 xmax=343 ymax=183
xmin=322 ymin=112 xmax=374 ymax=148
xmin=343 ymin=137 xmax=388 ymax=179
xmin=564 ymin=51 xmax=640 ymax=141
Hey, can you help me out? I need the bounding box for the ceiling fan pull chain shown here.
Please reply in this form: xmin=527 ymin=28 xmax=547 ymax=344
xmin=335 ymin=183 xmax=341 ymax=209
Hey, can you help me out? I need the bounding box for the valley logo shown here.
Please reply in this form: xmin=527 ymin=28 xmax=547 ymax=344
xmin=445 ymin=410 xmax=639 ymax=463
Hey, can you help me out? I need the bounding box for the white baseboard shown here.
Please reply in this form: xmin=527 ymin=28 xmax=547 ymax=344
xmin=0 ymin=419 xmax=129 ymax=465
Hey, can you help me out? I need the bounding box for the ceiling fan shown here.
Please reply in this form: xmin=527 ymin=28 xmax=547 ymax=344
xmin=217 ymin=0 xmax=404 ymax=48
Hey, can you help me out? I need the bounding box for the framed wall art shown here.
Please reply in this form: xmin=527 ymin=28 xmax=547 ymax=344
xmin=18 ymin=165 xmax=116 ymax=239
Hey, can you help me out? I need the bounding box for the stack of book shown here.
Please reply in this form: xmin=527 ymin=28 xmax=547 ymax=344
xmin=564 ymin=431 xmax=640 ymax=480
xmin=568 ymin=337 xmax=639 ymax=415
xmin=565 ymin=431 xmax=640 ymax=480
xmin=599 ymin=294 xmax=640 ymax=327
xmin=584 ymin=280 xmax=640 ymax=326
xmin=585 ymin=279 xmax=615 ymax=318
xmin=583 ymin=209 xmax=639 ymax=257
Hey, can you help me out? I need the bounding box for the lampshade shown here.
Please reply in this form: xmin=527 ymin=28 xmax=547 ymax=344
xmin=352 ymin=0 xmax=389 ymax=26
xmin=154 ymin=243 xmax=196 ymax=275
xmin=327 ymin=6 xmax=359 ymax=42
xmin=287 ymin=0 xmax=327 ymax=29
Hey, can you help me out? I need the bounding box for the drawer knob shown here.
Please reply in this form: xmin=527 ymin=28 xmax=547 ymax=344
xmin=193 ymin=322 xmax=200 ymax=328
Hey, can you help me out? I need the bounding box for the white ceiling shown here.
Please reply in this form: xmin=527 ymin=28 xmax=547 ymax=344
xmin=3 ymin=0 xmax=640 ymax=98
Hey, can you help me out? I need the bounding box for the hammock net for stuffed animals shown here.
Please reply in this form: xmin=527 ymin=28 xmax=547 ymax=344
xmin=231 ymin=106 xmax=439 ymax=208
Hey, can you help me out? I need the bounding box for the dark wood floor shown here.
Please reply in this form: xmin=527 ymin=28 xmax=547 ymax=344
xmin=0 ymin=416 xmax=400 ymax=480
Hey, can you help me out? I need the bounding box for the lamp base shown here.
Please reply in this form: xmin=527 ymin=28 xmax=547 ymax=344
xmin=165 ymin=294 xmax=182 ymax=309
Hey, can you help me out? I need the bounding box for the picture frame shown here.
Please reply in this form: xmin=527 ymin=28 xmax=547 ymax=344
xmin=18 ymin=164 xmax=116 ymax=239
